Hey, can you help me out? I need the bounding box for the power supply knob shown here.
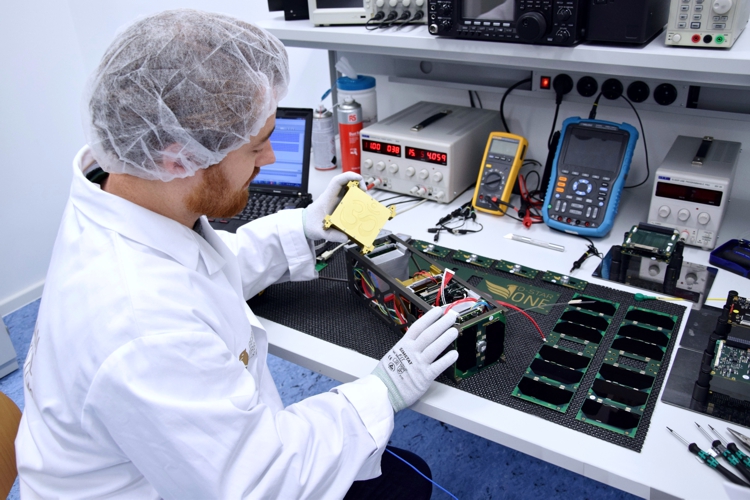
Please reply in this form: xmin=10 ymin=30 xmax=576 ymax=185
xmin=406 ymin=166 xmax=416 ymax=177
xmin=415 ymin=0 xmax=424 ymax=6
xmin=432 ymin=172 xmax=443 ymax=182
xmin=418 ymin=169 xmax=429 ymax=179
xmin=698 ymin=212 xmax=711 ymax=225
xmin=363 ymin=158 xmax=373 ymax=169
xmin=658 ymin=205 xmax=671 ymax=218
xmin=376 ymin=161 xmax=386 ymax=171
xmin=713 ymin=0 xmax=733 ymax=15
xmin=685 ymin=272 xmax=698 ymax=285
xmin=389 ymin=0 xmax=398 ymax=7
xmin=434 ymin=191 xmax=445 ymax=200
xmin=677 ymin=208 xmax=690 ymax=221
xmin=403 ymin=0 xmax=411 ymax=6
xmin=388 ymin=163 xmax=399 ymax=173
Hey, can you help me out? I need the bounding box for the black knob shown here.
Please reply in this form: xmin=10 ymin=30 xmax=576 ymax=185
xmin=556 ymin=7 xmax=572 ymax=22
xmin=438 ymin=3 xmax=452 ymax=16
xmin=653 ymin=83 xmax=678 ymax=106
xmin=440 ymin=19 xmax=452 ymax=32
xmin=627 ymin=81 xmax=650 ymax=103
xmin=554 ymin=29 xmax=570 ymax=43
xmin=517 ymin=12 xmax=547 ymax=41
xmin=601 ymin=78 xmax=624 ymax=100
xmin=482 ymin=172 xmax=504 ymax=192
xmin=577 ymin=76 xmax=598 ymax=97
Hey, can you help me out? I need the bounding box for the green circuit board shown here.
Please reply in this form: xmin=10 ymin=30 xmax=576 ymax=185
xmin=453 ymin=250 xmax=494 ymax=268
xmin=410 ymin=240 xmax=452 ymax=259
xmin=542 ymin=271 xmax=587 ymax=291
xmin=495 ymin=260 xmax=539 ymax=279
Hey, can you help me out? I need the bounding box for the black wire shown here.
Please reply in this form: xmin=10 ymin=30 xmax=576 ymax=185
xmin=474 ymin=91 xmax=483 ymax=109
xmin=524 ymin=170 xmax=541 ymax=193
xmin=621 ymin=96 xmax=651 ymax=189
xmin=377 ymin=194 xmax=420 ymax=203
xmin=365 ymin=12 xmax=385 ymax=30
xmin=318 ymin=276 xmax=348 ymax=283
xmin=469 ymin=90 xmax=475 ymax=108
xmin=547 ymin=101 xmax=561 ymax=149
xmin=500 ymin=78 xmax=531 ymax=134
xmin=389 ymin=199 xmax=425 ymax=206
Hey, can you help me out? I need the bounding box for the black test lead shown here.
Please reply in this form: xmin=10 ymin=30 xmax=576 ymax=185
xmin=695 ymin=423 xmax=750 ymax=483
xmin=667 ymin=427 xmax=750 ymax=487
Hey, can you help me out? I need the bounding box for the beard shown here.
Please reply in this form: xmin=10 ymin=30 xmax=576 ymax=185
xmin=185 ymin=164 xmax=250 ymax=219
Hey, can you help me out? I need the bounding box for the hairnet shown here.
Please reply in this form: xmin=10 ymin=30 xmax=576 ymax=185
xmin=85 ymin=9 xmax=289 ymax=181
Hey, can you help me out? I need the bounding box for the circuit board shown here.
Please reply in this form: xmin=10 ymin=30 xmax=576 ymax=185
xmin=512 ymin=294 xmax=619 ymax=413
xmin=453 ymin=250 xmax=494 ymax=268
xmin=495 ymin=260 xmax=539 ymax=280
xmin=621 ymin=223 xmax=679 ymax=262
xmin=542 ymin=271 xmax=588 ymax=291
xmin=410 ymin=240 xmax=452 ymax=259
xmin=576 ymin=306 xmax=677 ymax=437
xmin=729 ymin=296 xmax=750 ymax=329
xmin=709 ymin=340 xmax=750 ymax=401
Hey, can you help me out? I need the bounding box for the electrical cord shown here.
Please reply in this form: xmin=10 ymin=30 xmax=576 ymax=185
xmin=500 ymin=77 xmax=531 ymax=134
xmin=385 ymin=449 xmax=459 ymax=500
xmin=468 ymin=90 xmax=475 ymax=108
xmin=474 ymin=90 xmax=483 ymax=109
xmin=621 ymin=95 xmax=651 ymax=189
xmin=365 ymin=11 xmax=386 ymax=30
xmin=548 ymin=101 xmax=561 ymax=149
xmin=394 ymin=10 xmax=412 ymax=27
xmin=379 ymin=10 xmax=399 ymax=28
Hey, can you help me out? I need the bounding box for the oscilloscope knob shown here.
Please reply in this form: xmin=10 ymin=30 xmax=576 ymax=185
xmin=376 ymin=161 xmax=386 ymax=171
xmin=415 ymin=0 xmax=424 ymax=6
xmin=376 ymin=0 xmax=385 ymax=6
xmin=713 ymin=0 xmax=733 ymax=15
xmin=363 ymin=158 xmax=373 ymax=169
xmin=402 ymin=0 xmax=411 ymax=6
xmin=517 ymin=12 xmax=547 ymax=42
xmin=418 ymin=169 xmax=429 ymax=179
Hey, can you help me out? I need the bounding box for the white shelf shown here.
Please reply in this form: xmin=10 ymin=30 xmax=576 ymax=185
xmin=260 ymin=16 xmax=750 ymax=88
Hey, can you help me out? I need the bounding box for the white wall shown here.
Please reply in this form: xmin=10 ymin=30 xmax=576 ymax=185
xmin=0 ymin=0 xmax=329 ymax=315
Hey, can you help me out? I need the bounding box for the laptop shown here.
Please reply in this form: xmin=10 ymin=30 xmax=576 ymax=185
xmin=209 ymin=107 xmax=314 ymax=233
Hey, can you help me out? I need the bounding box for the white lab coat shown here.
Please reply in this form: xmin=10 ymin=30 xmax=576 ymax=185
xmin=15 ymin=146 xmax=394 ymax=499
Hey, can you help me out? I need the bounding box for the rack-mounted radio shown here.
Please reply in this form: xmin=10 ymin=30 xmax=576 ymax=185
xmin=427 ymin=0 xmax=588 ymax=46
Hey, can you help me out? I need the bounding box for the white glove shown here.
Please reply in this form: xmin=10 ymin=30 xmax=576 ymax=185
xmin=372 ymin=307 xmax=459 ymax=413
xmin=302 ymin=172 xmax=363 ymax=242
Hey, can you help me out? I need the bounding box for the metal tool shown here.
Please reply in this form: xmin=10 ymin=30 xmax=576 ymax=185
xmin=709 ymin=425 xmax=750 ymax=469
xmin=696 ymin=423 xmax=750 ymax=483
xmin=728 ymin=428 xmax=750 ymax=454
xmin=667 ymin=427 xmax=749 ymax=487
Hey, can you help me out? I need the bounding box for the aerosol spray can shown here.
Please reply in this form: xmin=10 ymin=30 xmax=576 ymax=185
xmin=312 ymin=105 xmax=336 ymax=170
xmin=337 ymin=96 xmax=363 ymax=174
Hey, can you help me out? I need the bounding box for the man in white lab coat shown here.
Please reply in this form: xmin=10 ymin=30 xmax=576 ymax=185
xmin=15 ymin=9 xmax=459 ymax=499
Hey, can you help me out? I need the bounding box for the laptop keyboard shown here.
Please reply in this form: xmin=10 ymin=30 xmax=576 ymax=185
xmin=209 ymin=193 xmax=305 ymax=225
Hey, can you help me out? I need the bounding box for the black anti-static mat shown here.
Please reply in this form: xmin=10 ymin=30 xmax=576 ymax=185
xmin=249 ymin=243 xmax=686 ymax=452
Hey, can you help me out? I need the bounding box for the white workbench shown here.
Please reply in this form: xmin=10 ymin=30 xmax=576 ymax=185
xmin=260 ymin=166 xmax=750 ymax=500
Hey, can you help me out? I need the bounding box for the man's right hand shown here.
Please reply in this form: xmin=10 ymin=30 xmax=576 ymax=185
xmin=372 ymin=307 xmax=459 ymax=413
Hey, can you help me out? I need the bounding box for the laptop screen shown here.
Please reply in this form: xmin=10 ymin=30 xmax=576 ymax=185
xmin=251 ymin=114 xmax=309 ymax=190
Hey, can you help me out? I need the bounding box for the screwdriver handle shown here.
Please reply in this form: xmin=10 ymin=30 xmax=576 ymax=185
xmin=691 ymin=444 xmax=750 ymax=487
xmin=728 ymin=443 xmax=750 ymax=468
xmin=723 ymin=450 xmax=750 ymax=483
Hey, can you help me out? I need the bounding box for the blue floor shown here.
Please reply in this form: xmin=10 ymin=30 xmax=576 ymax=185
xmin=2 ymin=300 xmax=638 ymax=499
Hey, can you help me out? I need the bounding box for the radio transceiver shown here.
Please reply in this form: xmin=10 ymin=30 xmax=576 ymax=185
xmin=361 ymin=102 xmax=504 ymax=203
xmin=428 ymin=0 xmax=588 ymax=46
xmin=472 ymin=132 xmax=528 ymax=215
xmin=648 ymin=136 xmax=740 ymax=250
xmin=666 ymin=0 xmax=750 ymax=48
xmin=307 ymin=0 xmax=427 ymax=26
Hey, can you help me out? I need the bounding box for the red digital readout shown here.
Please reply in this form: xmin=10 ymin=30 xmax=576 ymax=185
xmin=406 ymin=147 xmax=448 ymax=166
xmin=362 ymin=139 xmax=401 ymax=157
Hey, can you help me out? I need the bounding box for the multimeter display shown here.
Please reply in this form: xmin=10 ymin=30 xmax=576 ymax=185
xmin=543 ymin=118 xmax=639 ymax=237
xmin=472 ymin=133 xmax=528 ymax=216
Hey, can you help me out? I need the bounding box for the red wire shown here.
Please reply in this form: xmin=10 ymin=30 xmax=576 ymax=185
xmin=496 ymin=300 xmax=546 ymax=341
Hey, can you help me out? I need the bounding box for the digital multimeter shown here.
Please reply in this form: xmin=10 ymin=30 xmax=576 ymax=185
xmin=472 ymin=132 xmax=528 ymax=215
xmin=542 ymin=117 xmax=639 ymax=237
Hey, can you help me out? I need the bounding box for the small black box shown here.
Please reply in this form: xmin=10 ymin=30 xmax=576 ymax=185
xmin=586 ymin=0 xmax=670 ymax=45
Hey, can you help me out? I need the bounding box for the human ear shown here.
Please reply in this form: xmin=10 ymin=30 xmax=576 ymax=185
xmin=160 ymin=143 xmax=188 ymax=175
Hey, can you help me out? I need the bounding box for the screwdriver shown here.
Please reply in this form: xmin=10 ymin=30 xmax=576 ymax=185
xmin=696 ymin=423 xmax=750 ymax=483
xmin=709 ymin=425 xmax=750 ymax=469
xmin=667 ymin=427 xmax=750 ymax=487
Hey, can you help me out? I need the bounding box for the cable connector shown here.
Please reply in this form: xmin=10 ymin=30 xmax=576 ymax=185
xmin=570 ymin=243 xmax=599 ymax=273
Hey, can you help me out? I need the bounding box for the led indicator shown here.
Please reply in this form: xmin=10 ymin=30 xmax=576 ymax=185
xmin=540 ymin=76 xmax=551 ymax=90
